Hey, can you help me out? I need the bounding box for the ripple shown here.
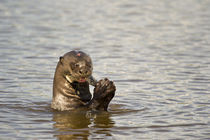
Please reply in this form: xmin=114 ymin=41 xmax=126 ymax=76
xmin=147 ymin=123 xmax=207 ymax=128
xmin=1 ymin=0 xmax=210 ymax=139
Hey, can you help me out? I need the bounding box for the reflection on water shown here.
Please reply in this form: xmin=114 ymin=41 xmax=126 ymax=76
xmin=0 ymin=0 xmax=210 ymax=139
xmin=53 ymin=110 xmax=114 ymax=139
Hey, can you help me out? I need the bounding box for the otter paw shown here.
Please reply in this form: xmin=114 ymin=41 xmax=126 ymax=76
xmin=93 ymin=78 xmax=116 ymax=100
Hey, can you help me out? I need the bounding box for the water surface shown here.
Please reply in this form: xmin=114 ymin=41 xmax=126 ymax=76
xmin=0 ymin=0 xmax=210 ymax=139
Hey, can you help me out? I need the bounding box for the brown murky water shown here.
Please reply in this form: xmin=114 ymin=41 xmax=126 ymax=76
xmin=0 ymin=0 xmax=210 ymax=139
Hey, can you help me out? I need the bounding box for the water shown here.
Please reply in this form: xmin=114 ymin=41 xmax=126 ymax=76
xmin=0 ymin=0 xmax=210 ymax=139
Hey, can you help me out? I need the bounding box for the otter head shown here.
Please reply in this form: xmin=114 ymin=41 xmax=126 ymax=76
xmin=59 ymin=51 xmax=93 ymax=84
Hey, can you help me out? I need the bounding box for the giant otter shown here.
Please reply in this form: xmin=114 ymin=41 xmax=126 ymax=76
xmin=51 ymin=51 xmax=116 ymax=111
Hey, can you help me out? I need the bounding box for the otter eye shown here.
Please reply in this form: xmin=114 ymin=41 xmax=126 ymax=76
xmin=75 ymin=63 xmax=79 ymax=67
xmin=70 ymin=63 xmax=79 ymax=69
xmin=86 ymin=62 xmax=92 ymax=68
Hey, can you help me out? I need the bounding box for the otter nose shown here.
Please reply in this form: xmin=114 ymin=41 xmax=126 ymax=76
xmin=79 ymin=69 xmax=88 ymax=75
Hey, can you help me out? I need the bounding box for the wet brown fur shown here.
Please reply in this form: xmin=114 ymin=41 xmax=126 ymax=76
xmin=51 ymin=51 xmax=116 ymax=111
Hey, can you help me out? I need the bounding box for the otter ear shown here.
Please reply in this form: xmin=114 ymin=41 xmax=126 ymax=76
xmin=59 ymin=56 xmax=64 ymax=65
